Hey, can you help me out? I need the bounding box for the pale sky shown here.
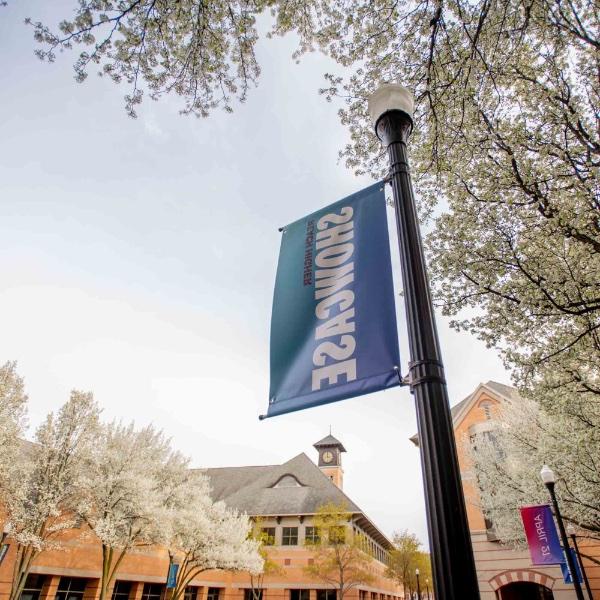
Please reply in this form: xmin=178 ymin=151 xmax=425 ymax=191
xmin=0 ymin=1 xmax=510 ymax=548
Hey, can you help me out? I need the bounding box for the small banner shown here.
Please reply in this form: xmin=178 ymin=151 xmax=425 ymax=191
xmin=166 ymin=563 xmax=179 ymax=588
xmin=520 ymin=505 xmax=563 ymax=565
xmin=561 ymin=548 xmax=583 ymax=584
xmin=265 ymin=182 xmax=400 ymax=419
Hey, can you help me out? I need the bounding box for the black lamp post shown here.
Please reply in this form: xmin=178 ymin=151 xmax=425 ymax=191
xmin=415 ymin=568 xmax=422 ymax=600
xmin=567 ymin=524 xmax=594 ymax=600
xmin=540 ymin=465 xmax=585 ymax=600
xmin=425 ymin=579 xmax=430 ymax=600
xmin=368 ymin=84 xmax=480 ymax=600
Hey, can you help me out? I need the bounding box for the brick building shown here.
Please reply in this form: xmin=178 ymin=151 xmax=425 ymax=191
xmin=0 ymin=435 xmax=402 ymax=600
xmin=413 ymin=381 xmax=600 ymax=600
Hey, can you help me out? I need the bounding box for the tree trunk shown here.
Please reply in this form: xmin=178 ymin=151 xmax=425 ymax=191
xmin=9 ymin=544 xmax=38 ymax=600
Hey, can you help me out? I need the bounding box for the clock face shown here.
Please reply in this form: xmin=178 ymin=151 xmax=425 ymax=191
xmin=322 ymin=451 xmax=334 ymax=464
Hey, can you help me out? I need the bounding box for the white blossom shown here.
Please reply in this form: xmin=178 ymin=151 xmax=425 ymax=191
xmin=166 ymin=475 xmax=263 ymax=600
xmin=0 ymin=361 xmax=27 ymax=496
xmin=468 ymin=393 xmax=600 ymax=547
xmin=5 ymin=391 xmax=100 ymax=600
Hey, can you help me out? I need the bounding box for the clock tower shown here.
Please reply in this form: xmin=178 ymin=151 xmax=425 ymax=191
xmin=313 ymin=434 xmax=346 ymax=489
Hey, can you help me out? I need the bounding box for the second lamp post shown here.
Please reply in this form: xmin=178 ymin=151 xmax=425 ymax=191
xmin=540 ymin=465 xmax=585 ymax=600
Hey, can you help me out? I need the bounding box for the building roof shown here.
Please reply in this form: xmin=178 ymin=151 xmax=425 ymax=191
xmin=313 ymin=434 xmax=346 ymax=452
xmin=200 ymin=452 xmax=392 ymax=551
xmin=409 ymin=380 xmax=517 ymax=446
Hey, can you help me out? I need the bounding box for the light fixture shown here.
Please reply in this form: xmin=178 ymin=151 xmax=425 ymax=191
xmin=540 ymin=465 xmax=555 ymax=485
xmin=367 ymin=84 xmax=414 ymax=133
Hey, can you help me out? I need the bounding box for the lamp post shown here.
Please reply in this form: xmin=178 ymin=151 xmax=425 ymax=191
xmin=415 ymin=569 xmax=422 ymax=600
xmin=567 ymin=524 xmax=593 ymax=600
xmin=425 ymin=579 xmax=430 ymax=600
xmin=368 ymin=83 xmax=480 ymax=600
xmin=540 ymin=465 xmax=585 ymax=600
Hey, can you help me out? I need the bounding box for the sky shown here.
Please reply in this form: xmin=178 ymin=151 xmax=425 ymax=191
xmin=0 ymin=1 xmax=510 ymax=548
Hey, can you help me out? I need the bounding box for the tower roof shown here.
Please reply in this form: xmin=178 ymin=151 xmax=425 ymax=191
xmin=313 ymin=434 xmax=346 ymax=452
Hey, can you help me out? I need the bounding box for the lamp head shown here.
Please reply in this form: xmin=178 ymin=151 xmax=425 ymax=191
xmin=540 ymin=465 xmax=555 ymax=485
xmin=415 ymin=568 xmax=420 ymax=576
xmin=368 ymin=84 xmax=414 ymax=142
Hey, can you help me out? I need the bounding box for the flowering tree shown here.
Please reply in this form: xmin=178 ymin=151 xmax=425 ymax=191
xmin=304 ymin=502 xmax=374 ymax=600
xmin=468 ymin=394 xmax=600 ymax=557
xmin=166 ymin=487 xmax=263 ymax=600
xmin=76 ymin=422 xmax=193 ymax=600
xmin=0 ymin=361 xmax=28 ymax=495
xmin=386 ymin=530 xmax=430 ymax=599
xmin=5 ymin=391 xmax=100 ymax=600
xmin=18 ymin=0 xmax=598 ymax=406
xmin=247 ymin=518 xmax=285 ymax=600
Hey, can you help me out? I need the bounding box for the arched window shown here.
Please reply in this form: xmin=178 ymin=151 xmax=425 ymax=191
xmin=479 ymin=400 xmax=494 ymax=420
xmin=273 ymin=474 xmax=303 ymax=488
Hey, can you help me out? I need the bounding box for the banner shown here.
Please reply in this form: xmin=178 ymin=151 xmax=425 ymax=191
xmin=520 ymin=505 xmax=563 ymax=565
xmin=166 ymin=563 xmax=179 ymax=588
xmin=561 ymin=548 xmax=583 ymax=584
xmin=265 ymin=182 xmax=400 ymax=418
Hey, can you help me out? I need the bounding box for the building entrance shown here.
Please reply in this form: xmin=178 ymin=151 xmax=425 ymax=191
xmin=497 ymin=582 xmax=554 ymax=600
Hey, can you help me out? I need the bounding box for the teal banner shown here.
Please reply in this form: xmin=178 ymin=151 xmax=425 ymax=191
xmin=264 ymin=183 xmax=400 ymax=418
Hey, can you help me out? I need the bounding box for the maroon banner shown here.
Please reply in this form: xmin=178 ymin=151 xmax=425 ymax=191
xmin=520 ymin=505 xmax=563 ymax=565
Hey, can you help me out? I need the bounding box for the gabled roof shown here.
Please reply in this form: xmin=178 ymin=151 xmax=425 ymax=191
xmin=409 ymin=380 xmax=517 ymax=446
xmin=313 ymin=434 xmax=346 ymax=452
xmin=202 ymin=453 xmax=360 ymax=515
xmin=200 ymin=452 xmax=392 ymax=550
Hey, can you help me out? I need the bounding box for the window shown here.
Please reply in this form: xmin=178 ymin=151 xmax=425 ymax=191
xmin=20 ymin=575 xmax=46 ymax=600
xmin=479 ymin=400 xmax=493 ymax=420
xmin=290 ymin=591 xmax=309 ymax=600
xmin=329 ymin=526 xmax=345 ymax=544
xmin=317 ymin=591 xmax=336 ymax=600
xmin=261 ymin=527 xmax=276 ymax=545
xmin=282 ymin=527 xmax=298 ymax=546
xmin=184 ymin=589 xmax=199 ymax=600
xmin=207 ymin=588 xmax=222 ymax=600
xmin=273 ymin=475 xmax=302 ymax=488
xmin=244 ymin=590 xmax=263 ymax=600
xmin=112 ymin=582 xmax=131 ymax=600
xmin=141 ymin=584 xmax=163 ymax=600
xmin=305 ymin=527 xmax=319 ymax=544
xmin=359 ymin=591 xmax=367 ymax=600
xmin=56 ymin=579 xmax=88 ymax=600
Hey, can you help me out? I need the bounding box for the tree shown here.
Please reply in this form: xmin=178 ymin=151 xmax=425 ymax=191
xmin=0 ymin=361 xmax=28 ymax=495
xmin=76 ymin=421 xmax=194 ymax=600
xmin=247 ymin=518 xmax=285 ymax=600
xmin=303 ymin=502 xmax=374 ymax=600
xmin=167 ymin=492 xmax=263 ymax=600
xmin=310 ymin=0 xmax=599 ymax=413
xmin=5 ymin=391 xmax=100 ymax=600
xmin=386 ymin=531 xmax=431 ymax=599
xmin=468 ymin=394 xmax=600 ymax=559
xmin=13 ymin=0 xmax=600 ymax=434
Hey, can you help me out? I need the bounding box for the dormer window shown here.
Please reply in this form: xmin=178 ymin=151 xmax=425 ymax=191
xmin=273 ymin=474 xmax=303 ymax=488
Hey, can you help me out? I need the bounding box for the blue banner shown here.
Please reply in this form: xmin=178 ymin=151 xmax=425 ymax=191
xmin=167 ymin=563 xmax=179 ymax=588
xmin=561 ymin=548 xmax=583 ymax=584
xmin=265 ymin=182 xmax=400 ymax=418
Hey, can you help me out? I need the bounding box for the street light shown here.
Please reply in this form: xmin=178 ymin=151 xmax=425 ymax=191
xmin=540 ymin=465 xmax=584 ymax=600
xmin=415 ymin=569 xmax=421 ymax=600
xmin=567 ymin=524 xmax=593 ymax=600
xmin=425 ymin=579 xmax=430 ymax=600
xmin=368 ymin=83 xmax=480 ymax=600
